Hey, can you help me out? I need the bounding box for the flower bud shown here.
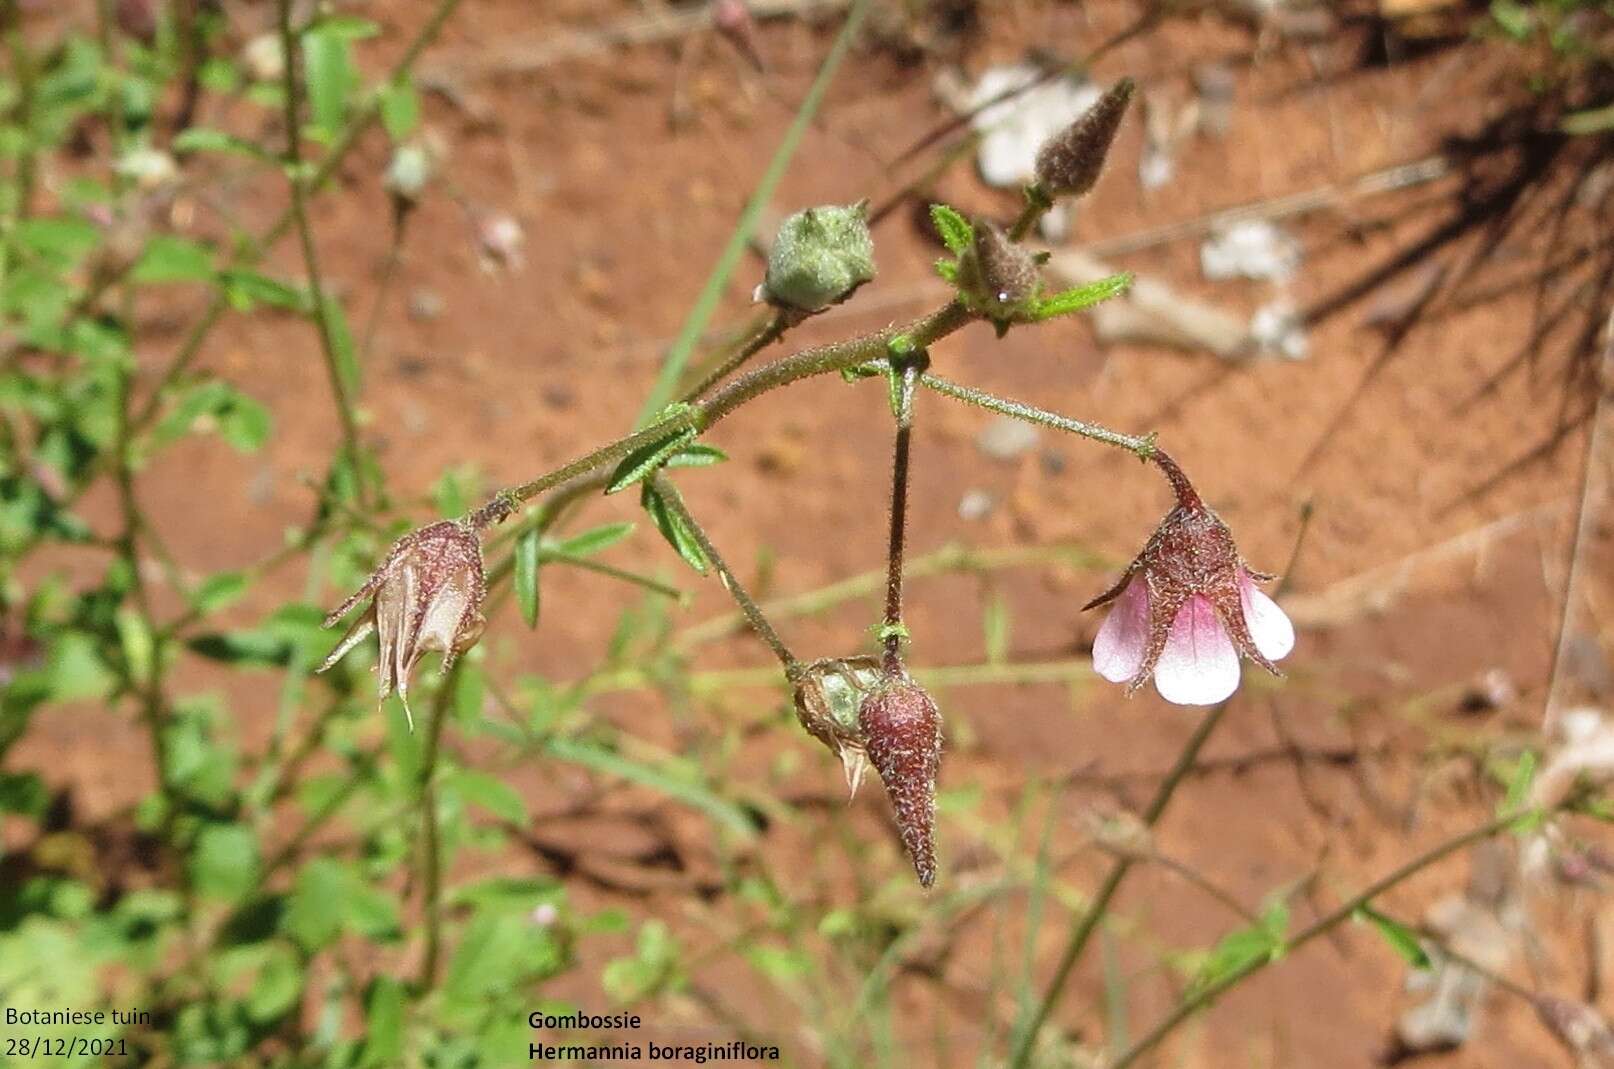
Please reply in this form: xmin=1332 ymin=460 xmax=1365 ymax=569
xmin=858 ymin=674 xmax=943 ymax=888
xmin=956 ymin=220 xmax=1040 ymax=323
xmin=1033 ymin=77 xmax=1134 ymax=199
xmin=317 ymin=519 xmax=489 ymax=729
xmin=242 ymin=34 xmax=286 ymax=83
xmin=791 ymin=656 xmax=883 ymax=796
xmin=761 ymin=202 xmax=875 ymax=313
xmin=384 ymin=142 xmax=435 ymax=204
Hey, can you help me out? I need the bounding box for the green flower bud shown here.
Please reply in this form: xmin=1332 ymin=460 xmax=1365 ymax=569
xmin=762 ymin=201 xmax=876 ymax=313
xmin=956 ymin=221 xmax=1041 ymax=322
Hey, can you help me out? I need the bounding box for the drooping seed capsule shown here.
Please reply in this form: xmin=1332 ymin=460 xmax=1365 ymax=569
xmin=1033 ymin=78 xmax=1135 ymax=199
xmin=317 ymin=519 xmax=491 ymax=729
xmin=790 ymin=656 xmax=883 ymax=796
xmin=858 ymin=675 xmax=943 ymax=888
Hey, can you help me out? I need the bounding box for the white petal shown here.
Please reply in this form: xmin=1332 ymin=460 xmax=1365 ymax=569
xmin=1240 ymin=577 xmax=1295 ymax=662
xmin=1153 ymin=596 xmax=1240 ymax=706
xmin=1092 ymin=578 xmax=1150 ymax=684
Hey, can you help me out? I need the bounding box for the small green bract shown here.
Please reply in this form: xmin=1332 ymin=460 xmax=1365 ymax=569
xmin=762 ymin=201 xmax=876 ymax=313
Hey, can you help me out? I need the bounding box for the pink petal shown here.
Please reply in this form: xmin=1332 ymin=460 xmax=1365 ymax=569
xmin=1154 ymin=595 xmax=1240 ymax=706
xmin=1239 ymin=574 xmax=1294 ymax=662
xmin=1092 ymin=577 xmax=1150 ymax=684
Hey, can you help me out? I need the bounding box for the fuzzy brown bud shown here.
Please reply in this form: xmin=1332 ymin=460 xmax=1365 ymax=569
xmin=317 ymin=520 xmax=488 ymax=729
xmin=858 ymin=675 xmax=943 ymax=888
xmin=1033 ymin=77 xmax=1135 ymax=199
xmin=956 ymin=221 xmax=1041 ymax=322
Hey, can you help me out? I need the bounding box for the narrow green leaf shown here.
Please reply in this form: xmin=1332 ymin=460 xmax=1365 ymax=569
xmin=173 ymin=127 xmax=276 ymax=162
xmin=360 ymin=978 xmax=406 ymax=1068
xmin=515 ymin=529 xmax=541 ymax=629
xmin=1355 ymin=906 xmax=1431 ymax=970
xmin=219 ymin=269 xmax=309 ymax=313
xmin=189 ymin=823 xmax=261 ymax=902
xmin=115 ymin=607 xmax=154 ymax=687
xmin=663 ymin=442 xmax=728 ymax=470
xmin=131 ymin=235 xmax=216 ymax=283
xmin=320 ymin=297 xmax=360 ymax=394
xmin=452 ymin=769 xmax=529 ymax=825
xmin=302 ymin=26 xmax=355 ymax=138
xmin=605 ymin=427 xmax=696 ymax=494
xmin=1500 ymin=750 xmax=1537 ymax=817
xmin=1030 ymin=272 xmax=1133 ymax=321
xmin=378 ymin=79 xmax=420 ymax=141
xmin=218 ymin=391 xmax=272 ymax=452
xmin=1563 ymin=104 xmax=1614 ymax=136
xmin=550 ymin=522 xmax=634 ymax=558
xmin=191 ymin=571 xmax=249 ymax=614
xmin=929 ymin=203 xmax=974 ymax=255
xmin=640 ymin=483 xmax=709 ymax=575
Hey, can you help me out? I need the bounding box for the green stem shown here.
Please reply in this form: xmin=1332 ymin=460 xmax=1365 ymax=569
xmin=278 ymin=0 xmax=364 ymax=484
xmin=678 ymin=309 xmax=791 ymax=403
xmin=1106 ymin=814 xmax=1520 ymax=1069
xmin=486 ymin=301 xmax=973 ymax=511
xmin=650 ymin=476 xmax=796 ymax=670
xmin=130 ymin=0 xmax=464 ymax=432
xmin=1009 ymin=700 xmax=1232 ymax=1067
xmin=1007 ymin=186 xmax=1051 ymax=243
xmin=919 ymin=372 xmax=1155 ymax=459
xmin=417 ymin=667 xmax=456 ymax=992
xmin=541 ymin=549 xmax=684 ymax=600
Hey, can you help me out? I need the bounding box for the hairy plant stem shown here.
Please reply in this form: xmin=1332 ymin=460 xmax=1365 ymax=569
xmin=485 ymin=301 xmax=973 ymax=513
xmin=678 ymin=309 xmax=791 ymax=403
xmin=129 ymin=0 xmax=464 ymax=433
xmin=650 ymin=476 xmax=797 ymax=670
xmin=1106 ymin=812 xmax=1526 ymax=1069
xmin=1009 ymin=699 xmax=1232 ymax=1067
xmin=881 ymin=361 xmax=920 ymax=669
xmin=278 ymin=0 xmax=365 ymax=491
xmin=1007 ymin=189 xmax=1050 ymax=243
xmin=417 ymin=666 xmax=456 ymax=992
xmin=919 ymin=372 xmax=1155 ymax=459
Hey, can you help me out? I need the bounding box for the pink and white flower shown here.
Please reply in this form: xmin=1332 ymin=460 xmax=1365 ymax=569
xmin=1085 ymin=453 xmax=1294 ymax=706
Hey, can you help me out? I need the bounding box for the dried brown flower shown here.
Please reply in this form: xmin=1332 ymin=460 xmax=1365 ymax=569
xmin=317 ymin=519 xmax=489 ymax=728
